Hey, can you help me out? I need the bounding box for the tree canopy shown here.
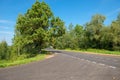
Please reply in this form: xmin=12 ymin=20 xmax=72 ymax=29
xmin=13 ymin=1 xmax=65 ymax=55
xmin=55 ymin=14 xmax=120 ymax=51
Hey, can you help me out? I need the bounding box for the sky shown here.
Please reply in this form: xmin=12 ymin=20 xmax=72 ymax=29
xmin=0 ymin=0 xmax=120 ymax=45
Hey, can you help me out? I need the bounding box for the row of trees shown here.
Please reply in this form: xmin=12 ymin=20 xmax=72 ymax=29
xmin=55 ymin=14 xmax=120 ymax=51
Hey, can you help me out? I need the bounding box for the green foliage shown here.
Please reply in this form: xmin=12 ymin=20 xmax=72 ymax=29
xmin=0 ymin=1 xmax=65 ymax=62
xmin=100 ymin=27 xmax=113 ymax=50
xmin=51 ymin=17 xmax=65 ymax=37
xmin=85 ymin=14 xmax=106 ymax=48
xmin=14 ymin=1 xmax=53 ymax=54
xmin=49 ymin=17 xmax=65 ymax=48
xmin=0 ymin=54 xmax=46 ymax=68
xmin=64 ymin=48 xmax=120 ymax=55
xmin=55 ymin=13 xmax=120 ymax=52
xmin=110 ymin=19 xmax=120 ymax=50
xmin=0 ymin=41 xmax=10 ymax=60
xmin=55 ymin=23 xmax=84 ymax=50
xmin=13 ymin=1 xmax=65 ymax=55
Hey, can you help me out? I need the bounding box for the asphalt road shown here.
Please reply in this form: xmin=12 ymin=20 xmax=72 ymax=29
xmin=49 ymin=49 xmax=120 ymax=68
xmin=0 ymin=49 xmax=120 ymax=80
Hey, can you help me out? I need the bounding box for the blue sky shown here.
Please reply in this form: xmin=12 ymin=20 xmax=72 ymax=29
xmin=0 ymin=0 xmax=120 ymax=45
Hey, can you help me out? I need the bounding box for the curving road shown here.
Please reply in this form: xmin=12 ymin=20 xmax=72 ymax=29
xmin=0 ymin=49 xmax=120 ymax=80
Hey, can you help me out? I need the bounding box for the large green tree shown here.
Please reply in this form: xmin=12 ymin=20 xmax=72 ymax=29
xmin=13 ymin=1 xmax=65 ymax=55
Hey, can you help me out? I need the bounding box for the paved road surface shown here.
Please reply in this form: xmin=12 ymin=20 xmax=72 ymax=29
xmin=0 ymin=49 xmax=120 ymax=80
xmin=50 ymin=49 xmax=120 ymax=68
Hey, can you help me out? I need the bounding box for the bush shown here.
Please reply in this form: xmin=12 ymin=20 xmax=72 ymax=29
xmin=0 ymin=41 xmax=9 ymax=60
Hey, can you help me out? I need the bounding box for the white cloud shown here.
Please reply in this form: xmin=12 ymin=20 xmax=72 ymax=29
xmin=0 ymin=26 xmax=10 ymax=30
xmin=0 ymin=20 xmax=15 ymax=24
xmin=0 ymin=31 xmax=14 ymax=35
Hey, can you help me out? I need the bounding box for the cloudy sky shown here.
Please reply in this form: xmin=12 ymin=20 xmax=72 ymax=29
xmin=0 ymin=0 xmax=120 ymax=45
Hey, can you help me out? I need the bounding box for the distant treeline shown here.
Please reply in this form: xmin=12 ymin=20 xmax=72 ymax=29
xmin=54 ymin=14 xmax=120 ymax=51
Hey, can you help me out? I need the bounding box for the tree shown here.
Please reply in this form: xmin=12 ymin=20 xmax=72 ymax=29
xmin=74 ymin=24 xmax=83 ymax=36
xmin=54 ymin=13 xmax=120 ymax=51
xmin=50 ymin=17 xmax=65 ymax=48
xmin=74 ymin=24 xmax=84 ymax=48
xmin=100 ymin=27 xmax=114 ymax=50
xmin=110 ymin=14 xmax=120 ymax=51
xmin=85 ymin=14 xmax=106 ymax=48
xmin=55 ymin=24 xmax=82 ymax=50
xmin=13 ymin=1 xmax=65 ymax=55
xmin=0 ymin=41 xmax=9 ymax=60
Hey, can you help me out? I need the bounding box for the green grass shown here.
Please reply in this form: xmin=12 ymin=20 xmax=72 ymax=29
xmin=0 ymin=54 xmax=47 ymax=68
xmin=64 ymin=48 xmax=120 ymax=55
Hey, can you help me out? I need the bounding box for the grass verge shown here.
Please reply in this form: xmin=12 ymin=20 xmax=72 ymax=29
xmin=64 ymin=48 xmax=120 ymax=55
xmin=0 ymin=51 xmax=52 ymax=68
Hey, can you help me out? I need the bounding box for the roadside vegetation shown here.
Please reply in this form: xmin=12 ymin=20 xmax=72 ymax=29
xmin=0 ymin=53 xmax=46 ymax=68
xmin=0 ymin=1 xmax=120 ymax=68
xmin=54 ymin=14 xmax=120 ymax=54
xmin=64 ymin=48 xmax=120 ymax=55
xmin=0 ymin=1 xmax=65 ymax=68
